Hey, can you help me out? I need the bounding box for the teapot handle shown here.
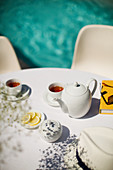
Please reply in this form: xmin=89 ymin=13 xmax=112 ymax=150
xmin=86 ymin=78 xmax=97 ymax=96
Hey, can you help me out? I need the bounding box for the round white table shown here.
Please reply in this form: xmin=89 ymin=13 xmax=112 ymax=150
xmin=0 ymin=68 xmax=113 ymax=170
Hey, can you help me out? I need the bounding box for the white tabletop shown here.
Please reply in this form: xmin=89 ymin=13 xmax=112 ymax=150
xmin=0 ymin=68 xmax=113 ymax=170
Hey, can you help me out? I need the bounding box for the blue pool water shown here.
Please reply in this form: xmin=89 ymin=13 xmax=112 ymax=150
xmin=0 ymin=0 xmax=113 ymax=68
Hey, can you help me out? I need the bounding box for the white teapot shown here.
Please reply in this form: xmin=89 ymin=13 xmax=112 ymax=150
xmin=56 ymin=78 xmax=97 ymax=118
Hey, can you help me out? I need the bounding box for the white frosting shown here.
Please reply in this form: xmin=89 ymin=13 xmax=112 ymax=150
xmin=40 ymin=120 xmax=62 ymax=142
xmin=77 ymin=127 xmax=113 ymax=170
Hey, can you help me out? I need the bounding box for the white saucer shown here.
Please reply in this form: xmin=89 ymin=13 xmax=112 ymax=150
xmin=20 ymin=110 xmax=45 ymax=129
xmin=1 ymin=85 xmax=32 ymax=102
xmin=43 ymin=91 xmax=60 ymax=107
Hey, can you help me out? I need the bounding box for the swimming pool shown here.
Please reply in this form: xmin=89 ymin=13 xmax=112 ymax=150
xmin=0 ymin=0 xmax=113 ymax=68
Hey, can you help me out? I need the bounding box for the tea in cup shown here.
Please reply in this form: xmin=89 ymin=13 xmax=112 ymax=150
xmin=47 ymin=82 xmax=64 ymax=100
xmin=5 ymin=78 xmax=22 ymax=95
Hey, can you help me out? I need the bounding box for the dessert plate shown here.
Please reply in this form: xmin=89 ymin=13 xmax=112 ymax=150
xmin=1 ymin=85 xmax=32 ymax=102
xmin=20 ymin=110 xmax=45 ymax=129
xmin=43 ymin=91 xmax=60 ymax=107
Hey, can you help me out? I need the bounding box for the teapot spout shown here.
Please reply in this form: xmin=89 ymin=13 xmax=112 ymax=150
xmin=54 ymin=98 xmax=68 ymax=113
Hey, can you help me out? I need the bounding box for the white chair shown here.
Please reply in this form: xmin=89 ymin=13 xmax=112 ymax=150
xmin=0 ymin=36 xmax=21 ymax=74
xmin=71 ymin=25 xmax=113 ymax=79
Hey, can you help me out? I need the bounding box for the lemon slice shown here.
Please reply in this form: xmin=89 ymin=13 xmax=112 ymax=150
xmin=35 ymin=112 xmax=41 ymax=119
xmin=27 ymin=112 xmax=36 ymax=119
xmin=21 ymin=114 xmax=31 ymax=124
xmin=28 ymin=116 xmax=40 ymax=126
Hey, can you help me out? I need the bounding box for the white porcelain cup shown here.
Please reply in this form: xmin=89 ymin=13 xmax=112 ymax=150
xmin=47 ymin=82 xmax=64 ymax=100
xmin=5 ymin=78 xmax=22 ymax=96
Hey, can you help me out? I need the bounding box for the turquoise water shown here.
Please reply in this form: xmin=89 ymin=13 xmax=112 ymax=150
xmin=0 ymin=0 xmax=113 ymax=68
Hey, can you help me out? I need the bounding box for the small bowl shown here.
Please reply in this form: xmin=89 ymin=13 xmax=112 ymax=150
xmin=40 ymin=120 xmax=62 ymax=143
xmin=5 ymin=78 xmax=22 ymax=96
xmin=20 ymin=110 xmax=45 ymax=129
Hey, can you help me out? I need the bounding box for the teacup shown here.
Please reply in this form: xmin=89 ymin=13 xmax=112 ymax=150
xmin=47 ymin=82 xmax=64 ymax=100
xmin=5 ymin=78 xmax=22 ymax=96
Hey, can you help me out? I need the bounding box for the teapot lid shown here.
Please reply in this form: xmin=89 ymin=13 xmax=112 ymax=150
xmin=66 ymin=82 xmax=87 ymax=96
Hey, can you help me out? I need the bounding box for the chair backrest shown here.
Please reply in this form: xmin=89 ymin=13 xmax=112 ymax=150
xmin=71 ymin=25 xmax=113 ymax=79
xmin=0 ymin=36 xmax=21 ymax=74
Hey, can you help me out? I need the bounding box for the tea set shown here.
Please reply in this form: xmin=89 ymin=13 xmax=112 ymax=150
xmin=45 ymin=78 xmax=97 ymax=118
xmin=2 ymin=77 xmax=98 ymax=142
